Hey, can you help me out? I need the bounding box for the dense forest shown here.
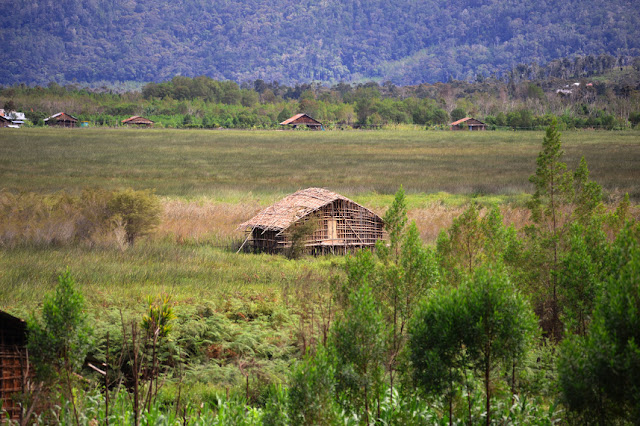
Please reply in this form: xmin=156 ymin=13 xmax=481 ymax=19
xmin=3 ymin=57 xmax=640 ymax=129
xmin=1 ymin=0 xmax=639 ymax=86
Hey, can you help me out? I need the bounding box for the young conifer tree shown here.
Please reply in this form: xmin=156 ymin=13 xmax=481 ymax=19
xmin=27 ymin=269 xmax=92 ymax=424
xmin=527 ymin=118 xmax=574 ymax=340
xmin=331 ymin=283 xmax=386 ymax=423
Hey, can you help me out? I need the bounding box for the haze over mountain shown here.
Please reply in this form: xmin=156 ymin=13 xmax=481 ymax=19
xmin=1 ymin=0 xmax=639 ymax=86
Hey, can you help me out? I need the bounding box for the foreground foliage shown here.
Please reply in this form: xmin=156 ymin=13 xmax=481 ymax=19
xmin=558 ymin=224 xmax=640 ymax=424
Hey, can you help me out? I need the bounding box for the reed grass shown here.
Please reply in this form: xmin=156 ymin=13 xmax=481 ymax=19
xmin=0 ymin=241 xmax=342 ymax=313
xmin=1 ymin=128 xmax=639 ymax=199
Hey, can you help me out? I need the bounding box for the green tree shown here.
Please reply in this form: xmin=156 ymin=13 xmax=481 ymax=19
xmin=285 ymin=216 xmax=317 ymax=259
xmin=409 ymin=285 xmax=467 ymax=425
xmin=431 ymin=108 xmax=449 ymax=125
xmin=331 ymin=283 xmax=386 ymax=423
xmin=277 ymin=106 xmax=292 ymax=123
xmin=526 ymin=118 xmax=574 ymax=340
xmin=558 ymin=223 xmax=640 ymax=424
xmin=450 ymin=107 xmax=466 ymax=122
xmin=558 ymin=223 xmax=603 ymax=336
xmin=287 ymin=347 xmax=339 ymax=425
xmin=436 ymin=202 xmax=486 ymax=283
xmin=381 ymin=185 xmax=408 ymax=263
xmin=409 ymin=265 xmax=536 ymax=425
xmin=27 ymin=269 xmax=92 ymax=423
xmin=462 ymin=266 xmax=538 ymax=425
xmin=27 ymin=269 xmax=92 ymax=379
xmin=572 ymin=156 xmax=603 ymax=225
xmin=375 ymin=186 xmax=439 ymax=401
xmin=377 ymin=220 xmax=439 ymax=403
xmin=107 ymin=188 xmax=162 ymax=245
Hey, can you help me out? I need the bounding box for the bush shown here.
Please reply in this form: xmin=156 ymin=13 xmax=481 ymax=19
xmin=107 ymin=188 xmax=162 ymax=245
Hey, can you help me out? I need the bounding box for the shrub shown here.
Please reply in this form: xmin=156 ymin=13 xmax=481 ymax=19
xmin=107 ymin=188 xmax=161 ymax=245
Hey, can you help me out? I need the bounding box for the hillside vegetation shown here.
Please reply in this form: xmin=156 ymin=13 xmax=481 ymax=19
xmin=3 ymin=61 xmax=639 ymax=131
xmin=1 ymin=0 xmax=639 ymax=85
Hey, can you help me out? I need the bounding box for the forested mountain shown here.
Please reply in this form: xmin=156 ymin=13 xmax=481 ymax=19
xmin=1 ymin=0 xmax=639 ymax=86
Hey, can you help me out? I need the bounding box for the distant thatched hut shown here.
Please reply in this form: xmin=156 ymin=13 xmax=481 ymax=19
xmin=238 ymin=188 xmax=384 ymax=254
xmin=0 ymin=311 xmax=32 ymax=420
xmin=450 ymin=117 xmax=487 ymax=131
xmin=122 ymin=116 xmax=154 ymax=127
xmin=279 ymin=113 xmax=323 ymax=130
xmin=44 ymin=112 xmax=78 ymax=128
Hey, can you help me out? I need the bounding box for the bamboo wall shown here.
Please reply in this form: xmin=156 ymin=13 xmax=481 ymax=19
xmin=0 ymin=346 xmax=28 ymax=420
xmin=0 ymin=313 xmax=31 ymax=420
xmin=248 ymin=199 xmax=384 ymax=254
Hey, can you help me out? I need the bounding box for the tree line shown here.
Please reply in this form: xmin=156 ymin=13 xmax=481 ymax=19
xmin=2 ymin=59 xmax=640 ymax=130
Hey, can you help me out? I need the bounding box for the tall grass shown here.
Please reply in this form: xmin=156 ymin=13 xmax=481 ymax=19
xmin=1 ymin=128 xmax=639 ymax=199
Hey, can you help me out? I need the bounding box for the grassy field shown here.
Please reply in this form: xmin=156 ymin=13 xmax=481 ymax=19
xmin=1 ymin=126 xmax=637 ymax=309
xmin=2 ymin=128 xmax=639 ymax=200
xmin=0 ymin=127 xmax=638 ymax=411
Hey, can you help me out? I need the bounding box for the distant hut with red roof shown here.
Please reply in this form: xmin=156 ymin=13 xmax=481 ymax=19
xmin=44 ymin=112 xmax=78 ymax=128
xmin=122 ymin=116 xmax=154 ymax=127
xmin=449 ymin=117 xmax=487 ymax=131
xmin=279 ymin=113 xmax=323 ymax=130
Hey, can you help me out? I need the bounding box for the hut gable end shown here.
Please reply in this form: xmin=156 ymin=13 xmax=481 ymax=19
xmin=449 ymin=117 xmax=487 ymax=131
xmin=122 ymin=116 xmax=154 ymax=126
xmin=279 ymin=113 xmax=323 ymax=129
xmin=239 ymin=188 xmax=384 ymax=254
xmin=44 ymin=112 xmax=78 ymax=127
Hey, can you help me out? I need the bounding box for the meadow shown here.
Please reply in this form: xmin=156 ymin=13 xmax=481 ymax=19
xmin=2 ymin=128 xmax=639 ymax=199
xmin=1 ymin=127 xmax=639 ymax=308
xmin=1 ymin=127 xmax=639 ymax=423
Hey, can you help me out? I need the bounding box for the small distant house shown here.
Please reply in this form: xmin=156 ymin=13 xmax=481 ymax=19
xmin=279 ymin=113 xmax=323 ymax=130
xmin=0 ymin=110 xmax=26 ymax=127
xmin=0 ymin=110 xmax=26 ymax=121
xmin=0 ymin=115 xmax=11 ymax=128
xmin=450 ymin=117 xmax=487 ymax=131
xmin=44 ymin=112 xmax=78 ymax=128
xmin=122 ymin=116 xmax=154 ymax=127
xmin=0 ymin=310 xmax=33 ymax=420
xmin=238 ymin=188 xmax=384 ymax=254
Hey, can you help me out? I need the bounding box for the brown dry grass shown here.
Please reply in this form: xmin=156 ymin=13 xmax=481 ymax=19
xmin=410 ymin=204 xmax=532 ymax=242
xmin=3 ymin=191 xmax=636 ymax=248
xmin=158 ymin=199 xmax=262 ymax=244
xmin=157 ymin=198 xmax=536 ymax=245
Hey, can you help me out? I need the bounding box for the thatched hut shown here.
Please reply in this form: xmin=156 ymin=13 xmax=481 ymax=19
xmin=238 ymin=188 xmax=384 ymax=254
xmin=122 ymin=116 xmax=154 ymax=127
xmin=450 ymin=117 xmax=487 ymax=131
xmin=44 ymin=112 xmax=78 ymax=128
xmin=0 ymin=311 xmax=32 ymax=420
xmin=279 ymin=113 xmax=323 ymax=130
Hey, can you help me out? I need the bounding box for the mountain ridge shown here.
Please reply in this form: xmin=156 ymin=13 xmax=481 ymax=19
xmin=1 ymin=0 xmax=638 ymax=85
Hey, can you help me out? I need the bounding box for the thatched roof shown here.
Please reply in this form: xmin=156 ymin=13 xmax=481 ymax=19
xmin=239 ymin=188 xmax=371 ymax=232
xmin=122 ymin=115 xmax=154 ymax=125
xmin=279 ymin=113 xmax=322 ymax=126
xmin=449 ymin=117 xmax=485 ymax=126
xmin=44 ymin=112 xmax=78 ymax=122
